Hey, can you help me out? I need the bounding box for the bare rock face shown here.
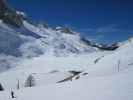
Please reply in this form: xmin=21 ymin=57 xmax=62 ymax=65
xmin=0 ymin=0 xmax=23 ymax=27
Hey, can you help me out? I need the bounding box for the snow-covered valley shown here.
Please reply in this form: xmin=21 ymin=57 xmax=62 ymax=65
xmin=0 ymin=0 xmax=133 ymax=100
xmin=0 ymin=38 xmax=133 ymax=100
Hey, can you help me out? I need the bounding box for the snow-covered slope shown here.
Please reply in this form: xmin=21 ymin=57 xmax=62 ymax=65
xmin=0 ymin=35 xmax=133 ymax=100
xmin=22 ymin=20 xmax=98 ymax=57
xmin=0 ymin=19 xmax=97 ymax=57
xmin=0 ymin=2 xmax=102 ymax=58
xmin=0 ymin=1 xmax=133 ymax=100
xmin=0 ymin=14 xmax=99 ymax=71
xmin=1 ymin=68 xmax=133 ymax=100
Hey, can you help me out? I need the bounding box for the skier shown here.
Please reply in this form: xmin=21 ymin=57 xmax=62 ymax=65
xmin=11 ymin=90 xmax=15 ymax=98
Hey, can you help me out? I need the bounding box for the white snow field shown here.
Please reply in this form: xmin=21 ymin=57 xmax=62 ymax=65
xmin=0 ymin=38 xmax=133 ymax=100
xmin=0 ymin=1 xmax=133 ymax=100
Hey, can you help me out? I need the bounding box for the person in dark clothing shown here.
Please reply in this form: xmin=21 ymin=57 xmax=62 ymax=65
xmin=11 ymin=90 xmax=15 ymax=98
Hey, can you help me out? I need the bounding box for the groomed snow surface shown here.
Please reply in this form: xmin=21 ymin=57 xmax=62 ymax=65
xmin=0 ymin=38 xmax=133 ymax=100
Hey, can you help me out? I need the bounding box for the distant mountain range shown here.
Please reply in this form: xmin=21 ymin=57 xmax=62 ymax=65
xmin=0 ymin=0 xmax=119 ymax=58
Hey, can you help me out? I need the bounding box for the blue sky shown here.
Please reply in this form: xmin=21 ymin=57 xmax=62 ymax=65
xmin=8 ymin=0 xmax=133 ymax=43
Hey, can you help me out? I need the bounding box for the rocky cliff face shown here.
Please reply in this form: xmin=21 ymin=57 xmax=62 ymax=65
xmin=0 ymin=0 xmax=23 ymax=27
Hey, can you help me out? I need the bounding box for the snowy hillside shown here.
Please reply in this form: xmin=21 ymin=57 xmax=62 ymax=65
xmin=0 ymin=1 xmax=133 ymax=100
xmin=0 ymin=0 xmax=101 ymax=71
xmin=0 ymin=13 xmax=119 ymax=72
xmin=0 ymin=0 xmax=119 ymax=72
xmin=0 ymin=35 xmax=133 ymax=100
xmin=0 ymin=17 xmax=100 ymax=71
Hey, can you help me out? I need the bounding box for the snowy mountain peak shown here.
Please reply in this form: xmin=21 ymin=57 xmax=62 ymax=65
xmin=0 ymin=0 xmax=121 ymax=72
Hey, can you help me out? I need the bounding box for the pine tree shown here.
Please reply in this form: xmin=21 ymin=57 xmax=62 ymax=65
xmin=25 ymin=75 xmax=36 ymax=87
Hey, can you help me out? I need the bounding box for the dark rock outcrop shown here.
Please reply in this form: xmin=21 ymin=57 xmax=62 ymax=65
xmin=81 ymin=37 xmax=119 ymax=51
xmin=0 ymin=0 xmax=23 ymax=27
